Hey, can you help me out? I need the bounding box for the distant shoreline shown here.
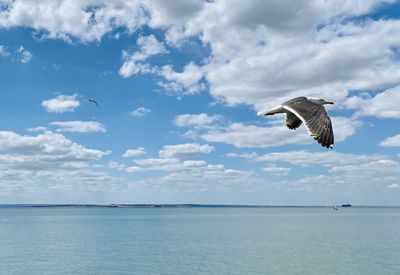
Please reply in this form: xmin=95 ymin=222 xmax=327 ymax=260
xmin=0 ymin=204 xmax=399 ymax=208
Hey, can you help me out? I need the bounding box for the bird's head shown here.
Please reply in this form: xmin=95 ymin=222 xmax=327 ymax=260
xmin=308 ymin=98 xmax=334 ymax=106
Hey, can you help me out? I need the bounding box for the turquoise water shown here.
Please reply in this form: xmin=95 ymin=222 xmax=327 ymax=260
xmin=0 ymin=207 xmax=399 ymax=275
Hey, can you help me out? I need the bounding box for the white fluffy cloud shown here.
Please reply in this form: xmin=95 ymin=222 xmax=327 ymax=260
xmin=181 ymin=115 xmax=359 ymax=148
xmin=0 ymin=44 xmax=32 ymax=62
xmin=108 ymin=161 xmax=125 ymax=170
xmin=157 ymin=62 xmax=205 ymax=96
xmin=133 ymin=154 xmax=250 ymax=183
xmin=119 ymin=34 xmax=167 ymax=77
xmin=387 ymin=183 xmax=400 ymax=189
xmin=50 ymin=121 xmax=106 ymax=133
xmin=0 ymin=130 xmax=110 ymax=184
xmin=146 ymin=0 xmax=204 ymax=29
xmin=261 ymin=165 xmax=290 ymax=176
xmin=0 ymin=0 xmax=206 ymax=43
xmin=174 ymin=113 xmax=222 ymax=128
xmin=251 ymin=150 xmax=383 ymax=167
xmin=202 ymin=122 xmax=311 ymax=148
xmin=344 ymin=86 xmax=400 ymax=119
xmin=0 ymin=45 xmax=9 ymax=57
xmin=3 ymin=1 xmax=400 ymax=111
xmin=16 ymin=45 xmax=32 ymax=63
xmin=158 ymin=143 xmax=214 ymax=159
xmin=27 ymin=126 xmax=47 ymax=132
xmin=329 ymin=159 xmax=400 ymax=174
xmin=0 ymin=0 xmax=150 ymax=42
xmin=232 ymin=149 xmax=400 ymax=188
xmin=185 ymin=1 xmax=400 ymax=110
xmin=380 ymin=134 xmax=400 ymax=147
xmin=134 ymin=157 xmax=181 ymax=171
xmin=0 ymin=130 xmax=108 ymax=160
xmin=126 ymin=166 xmax=143 ymax=173
xmin=130 ymin=107 xmax=151 ymax=117
xmin=128 ymin=143 xmax=216 ymax=176
xmin=123 ymin=147 xmax=146 ymax=158
xmin=42 ymin=94 xmax=80 ymax=113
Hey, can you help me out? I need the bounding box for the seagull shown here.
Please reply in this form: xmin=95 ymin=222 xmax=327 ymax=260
xmin=88 ymin=98 xmax=99 ymax=107
xmin=258 ymin=97 xmax=335 ymax=149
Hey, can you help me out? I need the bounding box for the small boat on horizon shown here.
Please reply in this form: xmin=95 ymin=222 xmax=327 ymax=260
xmin=341 ymin=204 xmax=352 ymax=207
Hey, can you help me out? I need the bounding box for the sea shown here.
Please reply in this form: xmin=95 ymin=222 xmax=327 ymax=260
xmin=0 ymin=206 xmax=399 ymax=275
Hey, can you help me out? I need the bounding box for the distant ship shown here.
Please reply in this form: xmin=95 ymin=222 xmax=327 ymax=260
xmin=341 ymin=204 xmax=352 ymax=207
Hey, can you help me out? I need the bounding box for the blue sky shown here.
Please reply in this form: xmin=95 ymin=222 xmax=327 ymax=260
xmin=0 ymin=0 xmax=399 ymax=205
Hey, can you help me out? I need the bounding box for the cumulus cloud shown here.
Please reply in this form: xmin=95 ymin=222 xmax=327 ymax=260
xmin=133 ymin=155 xmax=250 ymax=183
xmin=0 ymin=44 xmax=33 ymax=62
xmin=158 ymin=143 xmax=214 ymax=159
xmin=108 ymin=161 xmax=125 ymax=170
xmin=50 ymin=121 xmax=106 ymax=133
xmin=251 ymin=151 xmax=384 ymax=167
xmin=0 ymin=0 xmax=150 ymax=42
xmin=202 ymin=122 xmax=310 ymax=148
xmin=119 ymin=34 xmax=167 ymax=77
xmin=174 ymin=113 xmax=223 ymax=128
xmin=0 ymin=130 xmax=110 ymax=184
xmin=4 ymin=1 xmax=399 ymax=110
xmin=134 ymin=157 xmax=181 ymax=171
xmin=146 ymin=0 xmax=204 ymax=29
xmin=121 ymin=47 xmax=205 ymax=96
xmin=379 ymin=134 xmax=400 ymax=147
xmin=230 ymin=149 xmax=400 ymax=189
xmin=261 ymin=165 xmax=290 ymax=175
xmin=387 ymin=183 xmax=400 ymax=189
xmin=123 ymin=147 xmax=146 ymax=158
xmin=16 ymin=45 xmax=32 ymax=63
xmin=196 ymin=116 xmax=358 ymax=148
xmin=134 ymin=34 xmax=168 ymax=59
xmin=126 ymin=166 xmax=144 ymax=173
xmin=42 ymin=94 xmax=80 ymax=113
xmin=0 ymin=130 xmax=108 ymax=160
xmin=175 ymin=111 xmax=359 ymax=148
xmin=184 ymin=1 xmax=400 ymax=110
xmin=0 ymin=45 xmax=9 ymax=57
xmin=329 ymin=159 xmax=400 ymax=174
xmin=27 ymin=126 xmax=47 ymax=132
xmin=161 ymin=164 xmax=251 ymax=183
xmin=122 ymin=141 xmax=251 ymax=183
xmin=344 ymin=86 xmax=400 ymax=119
xmin=157 ymin=62 xmax=206 ymax=96
xmin=130 ymin=107 xmax=151 ymax=117
xmin=120 ymin=143 xmax=218 ymax=181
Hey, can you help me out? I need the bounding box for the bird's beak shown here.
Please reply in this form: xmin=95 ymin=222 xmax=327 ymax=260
xmin=326 ymin=101 xmax=334 ymax=105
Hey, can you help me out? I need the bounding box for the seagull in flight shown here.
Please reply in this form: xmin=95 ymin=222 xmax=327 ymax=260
xmin=258 ymin=97 xmax=335 ymax=149
xmin=88 ymin=98 xmax=99 ymax=107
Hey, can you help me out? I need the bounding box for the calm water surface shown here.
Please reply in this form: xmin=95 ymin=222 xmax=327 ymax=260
xmin=0 ymin=207 xmax=399 ymax=275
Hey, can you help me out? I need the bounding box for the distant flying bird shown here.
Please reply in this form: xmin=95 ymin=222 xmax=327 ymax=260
xmin=88 ymin=98 xmax=99 ymax=107
xmin=258 ymin=97 xmax=335 ymax=149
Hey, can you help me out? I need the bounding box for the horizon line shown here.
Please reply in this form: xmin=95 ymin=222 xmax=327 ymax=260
xmin=0 ymin=203 xmax=399 ymax=208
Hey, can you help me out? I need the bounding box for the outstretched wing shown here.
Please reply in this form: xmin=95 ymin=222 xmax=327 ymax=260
xmin=285 ymin=112 xmax=302 ymax=130
xmin=282 ymin=98 xmax=334 ymax=148
xmin=88 ymin=99 xmax=99 ymax=107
